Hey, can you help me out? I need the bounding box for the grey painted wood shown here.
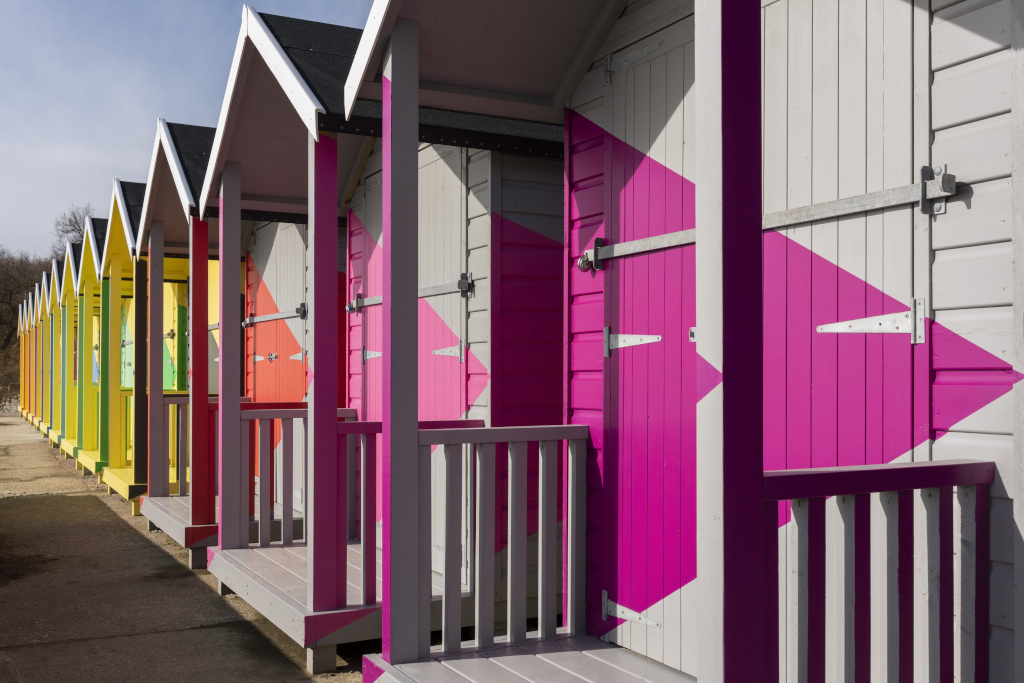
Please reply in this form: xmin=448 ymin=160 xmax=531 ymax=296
xmin=259 ymin=419 xmax=272 ymax=546
xmin=219 ymin=162 xmax=245 ymax=550
xmin=395 ymin=661 xmax=470 ymax=683
xmin=507 ymin=442 xmax=527 ymax=644
xmin=565 ymin=637 xmax=696 ymax=683
xmin=177 ymin=406 xmax=188 ymax=495
xmin=485 ymin=646 xmax=590 ymax=683
xmin=421 ymin=426 xmax=590 ymax=446
xmin=148 ymin=222 xmax=167 ymax=498
xmin=361 ymin=433 xmax=377 ymax=604
xmin=475 ymin=443 xmax=496 ymax=648
xmin=282 ymin=419 xmax=294 ymax=545
xmin=440 ymin=654 xmax=528 ymax=683
xmin=566 ymin=439 xmax=587 ymax=636
xmin=419 ymin=444 xmax=433 ymax=658
xmin=519 ymin=639 xmax=644 ymax=682
xmin=538 ymin=440 xmax=557 ymax=639
xmin=1012 ymin=0 xmax=1024 ymax=667
xmin=347 ymin=434 xmax=358 ymax=540
xmin=443 ymin=443 xmax=462 ymax=654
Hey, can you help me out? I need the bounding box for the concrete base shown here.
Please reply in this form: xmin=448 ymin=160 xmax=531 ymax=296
xmin=306 ymin=645 xmax=336 ymax=674
xmin=218 ymin=581 xmax=234 ymax=596
xmin=188 ymin=547 xmax=207 ymax=570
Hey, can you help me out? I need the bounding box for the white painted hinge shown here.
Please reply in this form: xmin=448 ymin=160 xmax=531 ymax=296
xmin=432 ymin=342 xmax=465 ymax=362
xmin=253 ymin=355 xmax=266 ymax=363
xmin=289 ymin=351 xmax=303 ymax=361
xmin=362 ymin=347 xmax=382 ymax=364
xmin=602 ymin=590 xmax=660 ymax=628
xmin=816 ymin=298 xmax=926 ymax=344
xmin=603 ymin=327 xmax=662 ymax=357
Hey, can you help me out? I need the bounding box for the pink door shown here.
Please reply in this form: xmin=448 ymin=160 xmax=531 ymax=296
xmin=567 ymin=17 xmax=698 ymax=671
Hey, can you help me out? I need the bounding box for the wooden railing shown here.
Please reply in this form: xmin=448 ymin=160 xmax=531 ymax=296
xmin=404 ymin=425 xmax=590 ymax=657
xmin=120 ymin=388 xmax=133 ymax=458
xmin=154 ymin=393 xmax=224 ymax=497
xmin=762 ymin=459 xmax=994 ymax=682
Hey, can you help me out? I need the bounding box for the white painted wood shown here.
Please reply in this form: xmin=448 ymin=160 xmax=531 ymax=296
xmin=538 ymin=440 xmax=557 ymax=640
xmin=933 ymin=113 xmax=1012 ymax=185
xmin=440 ymin=443 xmax=462 ymax=654
xmin=932 ymin=0 xmax=1010 ymax=71
xmin=871 ymin=491 xmax=899 ymax=681
xmin=934 ymin=432 xmax=1014 ymax=499
xmin=933 ymin=306 xmax=1013 ymax=364
xmin=281 ymin=419 xmax=294 ymax=546
xmin=360 ymin=433 xmax=376 ymax=602
xmin=956 ymin=486 xmax=977 ymax=682
xmin=913 ymin=489 xmax=941 ymax=680
xmin=1011 ymin=0 xmax=1024 ymax=668
xmin=259 ymin=419 xmax=272 ymax=547
xmin=383 ymin=19 xmax=423 ymax=667
xmin=933 ymin=49 xmax=1011 ymax=132
xmin=933 ymin=177 xmax=1012 ymax=250
xmin=219 ymin=162 xmax=245 ymax=550
xmin=420 ymin=426 xmax=590 ymax=446
xmin=507 ymin=442 xmax=527 ymax=645
xmin=475 ymin=443 xmax=496 ymax=648
xmin=566 ymin=438 xmax=587 ymax=637
xmin=932 ymin=242 xmax=1013 ymax=310
xmin=946 ymin=391 xmax=1014 ymax=435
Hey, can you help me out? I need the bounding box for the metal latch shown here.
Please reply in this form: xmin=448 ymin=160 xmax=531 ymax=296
xmin=604 ymin=326 xmax=662 ymax=357
xmin=457 ymin=273 xmax=474 ymax=298
xmin=816 ymin=298 xmax=925 ymax=344
xmin=163 ymin=329 xmax=176 ymax=340
xmin=362 ymin=347 xmax=382 ymax=364
xmin=578 ymin=231 xmax=696 ymax=272
xmin=242 ymin=303 xmax=307 ymax=329
xmin=602 ymin=590 xmax=660 ymax=628
xmin=763 ymin=165 xmax=956 ymax=230
xmin=688 ymin=327 xmax=696 ymax=343
xmin=267 ymin=353 xmax=278 ymax=363
xmin=346 ymin=294 xmax=383 ymax=313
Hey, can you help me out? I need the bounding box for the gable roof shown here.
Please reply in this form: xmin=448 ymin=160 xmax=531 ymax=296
xmin=61 ymin=242 xmax=81 ymax=302
xmin=100 ymin=179 xmax=143 ymax=273
xmin=80 ymin=217 xmax=108 ymax=290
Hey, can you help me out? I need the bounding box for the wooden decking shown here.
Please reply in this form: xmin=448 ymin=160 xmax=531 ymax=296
xmin=365 ymin=634 xmax=696 ymax=683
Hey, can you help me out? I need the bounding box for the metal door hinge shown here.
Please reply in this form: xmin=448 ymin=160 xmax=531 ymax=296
xmin=362 ymin=347 xmax=382 ymax=364
xmin=604 ymin=326 xmax=662 ymax=357
xmin=688 ymin=327 xmax=696 ymax=343
xmin=289 ymin=351 xmax=303 ymax=361
xmin=602 ymin=590 xmax=661 ymax=628
xmin=253 ymin=355 xmax=266 ymax=363
xmin=432 ymin=341 xmax=466 ymax=362
xmin=816 ymin=298 xmax=926 ymax=344
xmin=763 ymin=165 xmax=956 ymax=231
xmin=578 ymin=231 xmax=695 ymax=272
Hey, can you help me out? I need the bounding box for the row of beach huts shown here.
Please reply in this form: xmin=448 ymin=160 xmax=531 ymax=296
xmin=15 ymin=0 xmax=1022 ymax=680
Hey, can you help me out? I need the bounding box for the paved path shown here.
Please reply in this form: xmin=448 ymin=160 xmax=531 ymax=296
xmin=0 ymin=413 xmax=377 ymax=681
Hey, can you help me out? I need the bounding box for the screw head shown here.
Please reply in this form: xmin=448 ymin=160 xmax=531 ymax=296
xmin=933 ymin=165 xmax=943 ymax=175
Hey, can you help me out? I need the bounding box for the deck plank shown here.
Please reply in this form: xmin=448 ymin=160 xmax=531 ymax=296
xmin=395 ymin=661 xmax=471 ymax=682
xmin=483 ymin=646 xmax=591 ymax=683
xmin=439 ymin=653 xmax=529 ymax=683
xmin=518 ymin=640 xmax=644 ymax=682
xmin=563 ymin=638 xmax=695 ymax=683
xmin=227 ymin=548 xmax=307 ymax=607
xmin=252 ymin=546 xmax=306 ymax=582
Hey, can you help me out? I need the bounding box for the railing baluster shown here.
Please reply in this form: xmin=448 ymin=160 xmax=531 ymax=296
xmin=258 ymin=419 xmax=272 ymax=547
xmin=807 ymin=497 xmax=825 ymax=682
xmin=442 ymin=443 xmax=462 ymax=654
xmin=538 ymin=440 xmax=557 ymax=639
xmin=163 ymin=401 xmax=171 ymax=493
xmin=361 ymin=434 xmax=376 ymax=605
xmin=347 ymin=433 xmax=358 ymax=541
xmin=974 ymin=484 xmax=989 ymax=683
xmin=897 ymin=489 xmax=914 ymax=682
xmin=853 ymin=493 xmax=871 ymax=683
xmin=939 ymin=487 xmax=953 ymax=683
xmin=417 ymin=443 xmax=432 ymax=659
xmin=236 ymin=417 xmax=250 ymax=546
xmin=178 ymin=405 xmax=188 ymax=496
xmin=507 ymin=441 xmax=527 ymax=644
xmin=281 ymin=419 xmax=293 ymax=546
xmin=566 ymin=437 xmax=586 ymax=636
xmin=475 ymin=442 xmax=495 ymax=648
xmin=763 ymin=500 xmax=780 ymax=683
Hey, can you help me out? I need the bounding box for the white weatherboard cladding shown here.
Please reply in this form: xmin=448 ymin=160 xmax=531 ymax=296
xmin=929 ymin=0 xmax=1018 ymax=671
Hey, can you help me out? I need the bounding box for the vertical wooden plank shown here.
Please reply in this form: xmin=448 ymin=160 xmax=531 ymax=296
xmin=281 ymin=419 xmax=293 ymax=546
xmin=475 ymin=442 xmax=495 ymax=647
xmin=1010 ymin=0 xmax=1024 ymax=670
xmin=218 ymin=163 xmax=244 ymax=550
xmin=897 ymin=490 xmax=914 ymax=682
xmin=132 ymin=260 xmax=147 ymax=486
xmin=417 ymin=444 xmax=431 ymax=658
xmin=109 ymin=254 xmax=123 ymax=468
xmin=938 ymin=488 xmax=953 ymax=683
xmin=853 ymin=493 xmax=871 ymax=683
xmin=916 ymin=487 xmax=940 ymax=680
xmin=306 ymin=131 xmax=343 ymax=611
xmin=178 ymin=407 xmax=188 ymax=495
xmin=442 ymin=442 xmax=461 ymax=654
xmin=190 ymin=219 xmax=213 ymax=526
xmin=807 ymin=498 xmax=826 ymax=683
xmin=259 ymin=418 xmax=271 ymax=547
xmin=507 ymin=441 xmax=527 ymax=644
xmin=763 ymin=501 xmax=780 ymax=683
xmin=361 ymin=433 xmax=377 ymax=604
xmin=381 ymin=19 xmax=420 ymax=666
xmin=148 ymin=223 xmax=166 ymax=497
xmin=973 ymin=485 xmax=989 ymax=683
xmin=538 ymin=440 xmax=557 ymax=640
xmin=347 ymin=433 xmax=358 ymax=540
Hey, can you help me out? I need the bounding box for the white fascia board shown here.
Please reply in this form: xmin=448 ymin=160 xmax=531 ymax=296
xmin=199 ymin=6 xmax=326 ymax=216
xmin=343 ymin=0 xmax=401 ymax=119
xmin=245 ymin=6 xmax=324 ymax=138
xmin=161 ymin=119 xmax=195 ymax=224
xmin=82 ymin=217 xmax=102 ymax=292
xmin=200 ymin=15 xmax=250 ymax=217
xmin=50 ymin=260 xmax=61 ymax=307
xmin=137 ymin=125 xmax=165 ymax=254
xmin=113 ymin=178 xmax=136 ymax=260
xmin=64 ymin=242 xmax=79 ymax=300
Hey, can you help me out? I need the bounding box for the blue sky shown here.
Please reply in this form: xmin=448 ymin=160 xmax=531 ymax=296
xmin=0 ymin=0 xmax=374 ymax=256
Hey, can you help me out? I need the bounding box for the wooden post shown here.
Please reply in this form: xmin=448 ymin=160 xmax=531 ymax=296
xmin=99 ymin=275 xmax=111 ymax=463
xmin=77 ymin=287 xmax=90 ymax=451
xmin=60 ymin=305 xmax=69 ymax=438
xmin=694 ymin=0 xmax=765 ymax=680
xmin=190 ymin=218 xmax=213 ymax=525
xmin=148 ymin=223 xmax=167 ymax=497
xmin=133 ymin=258 xmax=147 ymax=485
xmin=381 ymin=17 xmax=420 ymax=666
xmin=306 ymin=132 xmax=343 ymax=610
xmin=218 ymin=163 xmax=245 ymax=550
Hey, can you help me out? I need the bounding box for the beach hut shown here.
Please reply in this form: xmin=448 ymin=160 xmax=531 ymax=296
xmin=136 ymin=119 xmax=223 ymax=567
xmin=58 ymin=242 xmax=83 ymax=458
xmin=46 ymin=258 xmax=65 ymax=447
xmin=93 ymin=179 xmax=147 ymax=512
xmin=191 ymin=7 xmax=566 ymax=671
xmin=37 ymin=272 xmax=53 ymax=438
xmin=74 ymin=217 xmax=107 ymax=476
xmin=338 ymin=0 xmax=1014 ymax=680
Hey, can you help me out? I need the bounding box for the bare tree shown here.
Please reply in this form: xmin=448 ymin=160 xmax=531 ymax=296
xmin=0 ymin=247 xmax=51 ymax=407
xmin=51 ymin=203 xmax=92 ymax=260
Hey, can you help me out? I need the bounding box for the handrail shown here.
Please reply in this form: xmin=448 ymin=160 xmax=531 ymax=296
xmin=764 ymin=459 xmax=994 ymax=500
xmin=419 ymin=424 xmax=590 ymax=446
xmin=336 ymin=419 xmax=486 ymax=436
